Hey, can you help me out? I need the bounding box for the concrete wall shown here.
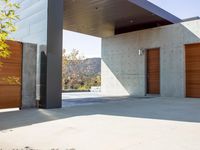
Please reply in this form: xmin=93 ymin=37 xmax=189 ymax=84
xmin=22 ymin=43 xmax=37 ymax=108
xmin=102 ymin=19 xmax=200 ymax=97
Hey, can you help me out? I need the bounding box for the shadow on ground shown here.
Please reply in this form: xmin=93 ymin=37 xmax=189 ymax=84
xmin=0 ymin=96 xmax=200 ymax=131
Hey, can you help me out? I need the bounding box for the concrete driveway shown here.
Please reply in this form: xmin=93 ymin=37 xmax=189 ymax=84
xmin=0 ymin=96 xmax=200 ymax=150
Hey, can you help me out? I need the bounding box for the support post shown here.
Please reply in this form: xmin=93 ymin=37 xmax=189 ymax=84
xmin=40 ymin=0 xmax=63 ymax=108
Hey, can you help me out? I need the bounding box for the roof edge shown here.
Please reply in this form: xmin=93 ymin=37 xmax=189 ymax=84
xmin=128 ymin=0 xmax=182 ymax=23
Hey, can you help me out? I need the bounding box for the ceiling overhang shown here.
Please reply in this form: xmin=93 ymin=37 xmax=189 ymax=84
xmin=63 ymin=0 xmax=182 ymax=37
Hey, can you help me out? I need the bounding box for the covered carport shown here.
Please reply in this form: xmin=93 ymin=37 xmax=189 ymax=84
xmin=2 ymin=1 xmax=200 ymax=149
xmin=45 ymin=0 xmax=181 ymax=108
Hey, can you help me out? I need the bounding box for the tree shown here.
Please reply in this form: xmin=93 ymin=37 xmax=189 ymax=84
xmin=62 ymin=49 xmax=68 ymax=90
xmin=62 ymin=49 xmax=101 ymax=91
xmin=0 ymin=0 xmax=20 ymax=67
xmin=62 ymin=49 xmax=85 ymax=90
xmin=67 ymin=49 xmax=85 ymax=89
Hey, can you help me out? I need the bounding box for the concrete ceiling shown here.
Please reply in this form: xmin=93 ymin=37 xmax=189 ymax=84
xmin=63 ymin=0 xmax=181 ymax=37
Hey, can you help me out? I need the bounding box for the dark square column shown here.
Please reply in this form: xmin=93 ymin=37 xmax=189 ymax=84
xmin=42 ymin=0 xmax=63 ymax=108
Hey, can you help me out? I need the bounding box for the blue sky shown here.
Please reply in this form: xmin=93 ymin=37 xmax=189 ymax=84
xmin=63 ymin=30 xmax=101 ymax=58
xmin=63 ymin=0 xmax=200 ymax=58
xmin=148 ymin=0 xmax=200 ymax=19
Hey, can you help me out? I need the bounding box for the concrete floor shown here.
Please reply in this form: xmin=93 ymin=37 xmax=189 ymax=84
xmin=62 ymin=92 xmax=102 ymax=99
xmin=0 ymin=96 xmax=200 ymax=150
xmin=62 ymin=92 xmax=126 ymax=107
xmin=62 ymin=92 xmax=104 ymax=107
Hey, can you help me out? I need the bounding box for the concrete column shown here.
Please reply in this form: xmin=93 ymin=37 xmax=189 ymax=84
xmin=43 ymin=0 xmax=63 ymax=108
xmin=22 ymin=43 xmax=37 ymax=108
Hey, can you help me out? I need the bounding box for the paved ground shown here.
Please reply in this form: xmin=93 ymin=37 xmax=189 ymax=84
xmin=62 ymin=92 xmax=102 ymax=99
xmin=0 ymin=96 xmax=200 ymax=150
xmin=62 ymin=92 xmax=129 ymax=107
xmin=62 ymin=92 xmax=104 ymax=107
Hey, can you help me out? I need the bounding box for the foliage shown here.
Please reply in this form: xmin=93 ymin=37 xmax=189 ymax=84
xmin=62 ymin=49 xmax=68 ymax=89
xmin=62 ymin=49 xmax=101 ymax=91
xmin=62 ymin=49 xmax=85 ymax=90
xmin=0 ymin=0 xmax=20 ymax=67
xmin=77 ymin=75 xmax=101 ymax=90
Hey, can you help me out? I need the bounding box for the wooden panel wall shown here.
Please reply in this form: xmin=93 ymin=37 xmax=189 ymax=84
xmin=0 ymin=41 xmax=22 ymax=109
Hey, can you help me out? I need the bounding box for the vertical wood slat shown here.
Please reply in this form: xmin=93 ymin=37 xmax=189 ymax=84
xmin=147 ymin=48 xmax=160 ymax=94
xmin=0 ymin=41 xmax=22 ymax=109
xmin=185 ymin=43 xmax=200 ymax=98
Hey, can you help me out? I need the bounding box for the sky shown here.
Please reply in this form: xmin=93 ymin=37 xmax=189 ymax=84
xmin=148 ymin=0 xmax=200 ymax=19
xmin=63 ymin=30 xmax=101 ymax=58
xmin=63 ymin=0 xmax=200 ymax=58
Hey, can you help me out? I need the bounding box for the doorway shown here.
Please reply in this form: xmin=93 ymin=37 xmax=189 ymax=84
xmin=185 ymin=43 xmax=200 ymax=98
xmin=146 ymin=48 xmax=160 ymax=95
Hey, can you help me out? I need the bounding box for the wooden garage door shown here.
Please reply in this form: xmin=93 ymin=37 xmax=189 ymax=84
xmin=185 ymin=43 xmax=200 ymax=98
xmin=0 ymin=41 xmax=22 ymax=109
xmin=147 ymin=48 xmax=160 ymax=94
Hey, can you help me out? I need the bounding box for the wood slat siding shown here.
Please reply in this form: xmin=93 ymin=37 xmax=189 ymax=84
xmin=147 ymin=48 xmax=160 ymax=94
xmin=0 ymin=41 xmax=22 ymax=109
xmin=185 ymin=44 xmax=200 ymax=98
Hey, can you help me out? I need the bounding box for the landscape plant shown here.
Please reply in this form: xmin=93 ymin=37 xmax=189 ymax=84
xmin=0 ymin=0 xmax=20 ymax=85
xmin=62 ymin=49 xmax=101 ymax=91
xmin=0 ymin=0 xmax=20 ymax=67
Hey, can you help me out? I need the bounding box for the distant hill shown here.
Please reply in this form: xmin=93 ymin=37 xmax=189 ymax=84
xmin=81 ymin=58 xmax=101 ymax=75
xmin=66 ymin=58 xmax=101 ymax=76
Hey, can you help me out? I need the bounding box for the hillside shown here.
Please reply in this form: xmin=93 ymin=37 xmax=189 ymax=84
xmin=81 ymin=58 xmax=101 ymax=75
xmin=63 ymin=57 xmax=101 ymax=90
xmin=66 ymin=58 xmax=101 ymax=76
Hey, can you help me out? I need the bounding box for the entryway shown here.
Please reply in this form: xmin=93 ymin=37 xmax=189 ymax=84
xmin=185 ymin=43 xmax=200 ymax=98
xmin=146 ymin=48 xmax=160 ymax=95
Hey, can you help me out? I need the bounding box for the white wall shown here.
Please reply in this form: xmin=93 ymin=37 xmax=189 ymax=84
xmin=102 ymin=20 xmax=200 ymax=97
xmin=11 ymin=0 xmax=48 ymax=100
xmin=12 ymin=0 xmax=48 ymax=45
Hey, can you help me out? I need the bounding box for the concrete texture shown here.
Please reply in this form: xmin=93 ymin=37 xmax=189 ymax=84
xmin=22 ymin=43 xmax=37 ymax=108
xmin=102 ymin=19 xmax=200 ymax=97
xmin=0 ymin=97 xmax=200 ymax=150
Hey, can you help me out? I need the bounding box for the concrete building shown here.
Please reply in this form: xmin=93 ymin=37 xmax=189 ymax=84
xmin=102 ymin=20 xmax=200 ymax=97
xmin=12 ymin=0 xmax=200 ymax=108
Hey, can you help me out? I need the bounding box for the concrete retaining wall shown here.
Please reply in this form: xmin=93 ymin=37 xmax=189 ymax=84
xmin=102 ymin=19 xmax=200 ymax=97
